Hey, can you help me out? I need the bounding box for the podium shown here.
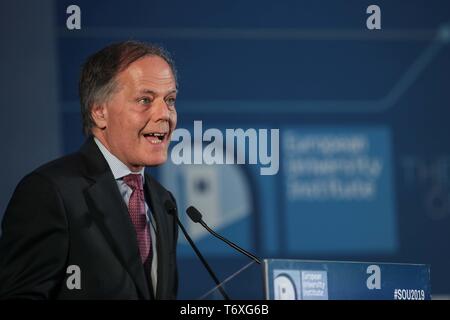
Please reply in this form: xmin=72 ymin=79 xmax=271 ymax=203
xmin=200 ymin=259 xmax=431 ymax=300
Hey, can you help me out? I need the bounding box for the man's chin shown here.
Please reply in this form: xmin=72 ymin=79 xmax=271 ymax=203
xmin=142 ymin=155 xmax=168 ymax=167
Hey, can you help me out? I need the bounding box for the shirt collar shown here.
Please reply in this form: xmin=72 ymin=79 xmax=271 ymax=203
xmin=94 ymin=137 xmax=145 ymax=181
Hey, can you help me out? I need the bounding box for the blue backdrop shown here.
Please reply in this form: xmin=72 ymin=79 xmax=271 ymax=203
xmin=1 ymin=0 xmax=450 ymax=299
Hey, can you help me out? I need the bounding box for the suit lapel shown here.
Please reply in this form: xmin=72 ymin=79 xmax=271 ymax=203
xmin=81 ymin=138 xmax=151 ymax=300
xmin=144 ymin=175 xmax=169 ymax=300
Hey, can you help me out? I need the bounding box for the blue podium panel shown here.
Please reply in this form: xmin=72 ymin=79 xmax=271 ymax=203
xmin=264 ymin=259 xmax=431 ymax=300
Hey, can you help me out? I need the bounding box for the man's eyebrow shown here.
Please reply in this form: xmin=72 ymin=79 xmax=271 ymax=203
xmin=139 ymin=89 xmax=178 ymax=95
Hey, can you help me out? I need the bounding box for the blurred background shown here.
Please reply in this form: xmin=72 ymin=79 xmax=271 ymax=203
xmin=1 ymin=0 xmax=449 ymax=299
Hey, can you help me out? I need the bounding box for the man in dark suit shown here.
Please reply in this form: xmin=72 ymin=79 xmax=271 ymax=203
xmin=0 ymin=41 xmax=179 ymax=299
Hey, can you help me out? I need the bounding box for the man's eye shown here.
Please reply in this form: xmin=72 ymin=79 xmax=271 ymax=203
xmin=138 ymin=97 xmax=152 ymax=105
xmin=166 ymin=97 xmax=176 ymax=106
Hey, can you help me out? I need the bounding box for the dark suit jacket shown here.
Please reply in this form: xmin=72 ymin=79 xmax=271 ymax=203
xmin=0 ymin=138 xmax=178 ymax=299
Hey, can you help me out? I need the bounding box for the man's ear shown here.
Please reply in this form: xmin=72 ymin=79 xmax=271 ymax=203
xmin=91 ymin=103 xmax=108 ymax=130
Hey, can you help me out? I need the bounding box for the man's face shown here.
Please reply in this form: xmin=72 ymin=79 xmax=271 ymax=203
xmin=93 ymin=56 xmax=177 ymax=171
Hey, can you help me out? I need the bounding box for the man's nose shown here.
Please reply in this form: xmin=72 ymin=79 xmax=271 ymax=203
xmin=152 ymin=98 xmax=170 ymax=121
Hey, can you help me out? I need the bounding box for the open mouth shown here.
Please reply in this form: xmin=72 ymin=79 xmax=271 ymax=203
xmin=143 ymin=132 xmax=167 ymax=144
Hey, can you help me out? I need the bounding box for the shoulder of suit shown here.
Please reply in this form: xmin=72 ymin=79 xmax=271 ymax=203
xmin=144 ymin=173 xmax=173 ymax=197
xmin=27 ymin=150 xmax=88 ymax=184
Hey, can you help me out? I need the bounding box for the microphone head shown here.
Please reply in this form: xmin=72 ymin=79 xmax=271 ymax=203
xmin=164 ymin=200 xmax=177 ymax=216
xmin=186 ymin=206 xmax=203 ymax=223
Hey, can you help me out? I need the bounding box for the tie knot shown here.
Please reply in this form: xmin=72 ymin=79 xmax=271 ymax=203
xmin=123 ymin=174 xmax=143 ymax=191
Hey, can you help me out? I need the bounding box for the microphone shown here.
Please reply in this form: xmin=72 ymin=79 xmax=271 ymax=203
xmin=164 ymin=200 xmax=230 ymax=300
xmin=186 ymin=206 xmax=261 ymax=264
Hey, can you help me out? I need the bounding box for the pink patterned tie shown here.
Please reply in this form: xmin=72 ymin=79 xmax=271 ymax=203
xmin=123 ymin=174 xmax=151 ymax=263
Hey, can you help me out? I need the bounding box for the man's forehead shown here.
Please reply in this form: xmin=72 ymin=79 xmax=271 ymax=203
xmin=125 ymin=56 xmax=174 ymax=78
xmin=117 ymin=56 xmax=176 ymax=90
xmin=138 ymin=88 xmax=178 ymax=95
